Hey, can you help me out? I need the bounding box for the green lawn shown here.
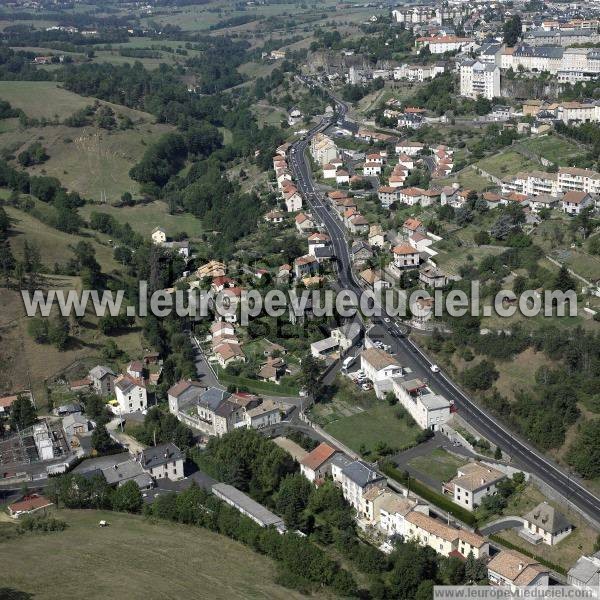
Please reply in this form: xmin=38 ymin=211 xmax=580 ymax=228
xmin=407 ymin=448 xmax=468 ymax=485
xmin=0 ymin=509 xmax=313 ymax=600
xmin=79 ymin=201 xmax=204 ymax=239
xmin=0 ymin=81 xmax=93 ymax=120
xmin=517 ymin=135 xmax=584 ymax=167
xmin=436 ymin=166 xmax=493 ymax=192
xmin=475 ymin=151 xmax=538 ymax=179
xmin=323 ymin=403 xmax=421 ymax=455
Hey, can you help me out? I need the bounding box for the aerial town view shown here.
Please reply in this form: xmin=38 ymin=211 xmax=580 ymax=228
xmin=0 ymin=0 xmax=600 ymax=598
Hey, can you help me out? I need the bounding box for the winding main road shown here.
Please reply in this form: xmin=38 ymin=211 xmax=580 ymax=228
xmin=288 ymin=94 xmax=600 ymax=526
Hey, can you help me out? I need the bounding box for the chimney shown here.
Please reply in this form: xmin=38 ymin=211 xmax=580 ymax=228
xmin=518 ymin=562 xmax=524 ymax=571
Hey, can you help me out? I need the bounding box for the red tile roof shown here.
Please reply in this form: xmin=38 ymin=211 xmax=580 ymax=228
xmin=301 ymin=442 xmax=337 ymax=471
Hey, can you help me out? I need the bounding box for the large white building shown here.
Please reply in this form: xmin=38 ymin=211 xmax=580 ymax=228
xmin=114 ymin=375 xmax=147 ymax=414
xmin=503 ymin=167 xmax=600 ymax=198
xmin=500 ymin=44 xmax=600 ymax=82
xmin=392 ymin=377 xmax=452 ymax=431
xmin=442 ymin=462 xmax=507 ymax=511
xmin=415 ymin=35 xmax=474 ymax=54
xmin=310 ymin=133 xmax=338 ymax=166
xmin=459 ymin=60 xmax=501 ymax=100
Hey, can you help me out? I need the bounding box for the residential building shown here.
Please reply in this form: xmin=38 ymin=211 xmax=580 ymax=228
xmin=368 ymin=225 xmax=385 ymax=248
xmin=443 ymin=462 xmax=506 ymax=511
xmin=151 ymin=226 xmax=167 ymax=244
xmin=323 ymin=163 xmax=337 ymax=179
xmin=140 ymin=442 xmax=185 ymax=481
xmin=244 ymin=399 xmax=282 ymax=429
xmin=487 ymin=550 xmax=550 ymax=590
xmin=102 ymin=459 xmax=154 ymax=490
xmin=88 ymin=365 xmax=116 ymax=397
xmin=459 ymin=60 xmax=500 ymax=100
xmin=403 ymin=217 xmax=426 ymax=237
xmin=392 ymin=377 xmax=451 ymax=431
xmin=283 ymin=185 xmax=303 ymax=212
xmin=294 ymin=254 xmax=319 ymax=278
xmin=167 ymin=380 xmax=205 ymax=415
xmin=331 ymin=322 xmax=361 ymax=351
xmin=336 ymin=169 xmax=350 ymax=184
xmin=521 ymin=502 xmax=572 ymax=546
xmin=395 ymin=140 xmax=424 ymax=156
xmin=393 ymin=244 xmax=420 ymax=269
xmin=337 ymin=460 xmax=386 ymax=515
xmin=310 ymin=133 xmax=338 ymax=166
xmin=114 ymin=375 xmax=147 ymax=414
xmin=378 ymin=186 xmax=401 ymax=208
xmin=361 ymin=348 xmax=403 ymax=388
xmin=419 ymin=266 xmax=446 ymax=288
xmin=568 ymin=551 xmax=600 ymax=591
xmin=295 ymin=212 xmax=315 ymax=233
xmin=561 ymin=190 xmax=594 ymax=215
xmin=415 ymin=35 xmax=474 ymax=54
xmin=405 ymin=511 xmax=489 ymax=558
xmin=528 ymin=194 xmax=558 ymax=213
xmin=360 ymin=268 xmax=391 ymax=292
xmin=363 ymin=162 xmax=382 ymax=176
xmin=300 ymin=442 xmax=340 ymax=484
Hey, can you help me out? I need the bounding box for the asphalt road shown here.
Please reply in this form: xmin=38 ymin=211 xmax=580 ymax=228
xmin=288 ymin=87 xmax=600 ymax=526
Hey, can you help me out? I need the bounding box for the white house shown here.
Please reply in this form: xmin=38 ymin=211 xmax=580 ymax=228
xmin=151 ymin=227 xmax=167 ymax=244
xmin=392 ymin=244 xmax=420 ymax=269
xmin=337 ymin=460 xmax=386 ymax=516
xmin=487 ymin=550 xmax=549 ymax=590
xmin=521 ymin=502 xmax=572 ymax=546
xmin=442 ymin=461 xmax=506 ymax=511
xmin=392 ymin=377 xmax=451 ymax=431
xmin=361 ymin=348 xmax=403 ymax=386
xmin=323 ymin=163 xmax=337 ymax=179
xmin=300 ymin=442 xmax=340 ymax=483
xmin=561 ymin=190 xmax=594 ymax=215
xmin=363 ymin=162 xmax=382 ymax=176
xmin=114 ymin=375 xmax=147 ymax=414
xmin=140 ymin=442 xmax=185 ymax=481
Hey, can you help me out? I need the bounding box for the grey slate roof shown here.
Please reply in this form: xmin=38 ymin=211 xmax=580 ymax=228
xmin=89 ymin=365 xmax=115 ymax=380
xmin=568 ymin=552 xmax=600 ymax=587
xmin=341 ymin=460 xmax=385 ymax=488
xmin=102 ymin=459 xmax=151 ymax=487
xmin=212 ymin=483 xmax=286 ymax=529
xmin=198 ymin=387 xmax=231 ymax=411
xmin=523 ymin=502 xmax=572 ymax=534
xmin=141 ymin=443 xmax=185 ymax=470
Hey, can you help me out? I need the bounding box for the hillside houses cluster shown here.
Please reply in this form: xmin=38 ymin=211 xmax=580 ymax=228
xmin=167 ymin=383 xmax=282 ymax=435
xmin=272 ymin=143 xmax=303 ymax=212
xmin=295 ymin=440 xmax=548 ymax=589
xmin=502 ymin=166 xmax=600 ymax=215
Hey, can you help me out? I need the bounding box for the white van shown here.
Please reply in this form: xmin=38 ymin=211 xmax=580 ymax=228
xmin=342 ymin=356 xmax=354 ymax=372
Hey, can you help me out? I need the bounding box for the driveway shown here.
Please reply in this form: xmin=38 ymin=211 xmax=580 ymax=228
xmin=480 ymin=517 xmax=524 ymax=535
xmin=191 ymin=334 xmax=223 ymax=389
xmin=107 ymin=417 xmax=146 ymax=454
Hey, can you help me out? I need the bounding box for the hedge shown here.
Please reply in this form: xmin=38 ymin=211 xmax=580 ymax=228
xmin=380 ymin=461 xmax=478 ymax=527
xmin=489 ymin=534 xmax=567 ymax=576
xmin=216 ymin=368 xmax=299 ymax=396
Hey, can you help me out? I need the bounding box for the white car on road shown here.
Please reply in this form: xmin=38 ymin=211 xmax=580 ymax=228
xmin=430 ymin=364 xmax=440 ymax=373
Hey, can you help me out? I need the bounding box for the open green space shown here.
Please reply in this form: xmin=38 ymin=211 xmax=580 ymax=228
xmin=517 ymin=135 xmax=584 ymax=167
xmin=475 ymin=150 xmax=538 ymax=180
xmin=321 ymin=402 xmax=422 ymax=455
xmin=79 ymin=201 xmax=204 ymax=239
xmin=407 ymin=448 xmax=469 ymax=485
xmin=0 ymin=509 xmax=312 ymax=600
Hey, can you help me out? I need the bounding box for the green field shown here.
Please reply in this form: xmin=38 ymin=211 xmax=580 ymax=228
xmin=517 ymin=135 xmax=584 ymax=167
xmin=0 ymin=82 xmax=173 ymax=200
xmin=0 ymin=509 xmax=314 ymax=600
xmin=407 ymin=448 xmax=468 ymax=485
xmin=475 ymin=151 xmax=538 ymax=180
xmin=79 ymin=201 xmax=204 ymax=239
xmin=0 ymin=82 xmax=95 ymax=120
xmin=322 ymin=403 xmax=421 ymax=455
xmin=437 ymin=166 xmax=493 ymax=192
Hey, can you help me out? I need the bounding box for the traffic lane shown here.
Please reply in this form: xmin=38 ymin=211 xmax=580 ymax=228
xmin=291 ymin=113 xmax=600 ymax=523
